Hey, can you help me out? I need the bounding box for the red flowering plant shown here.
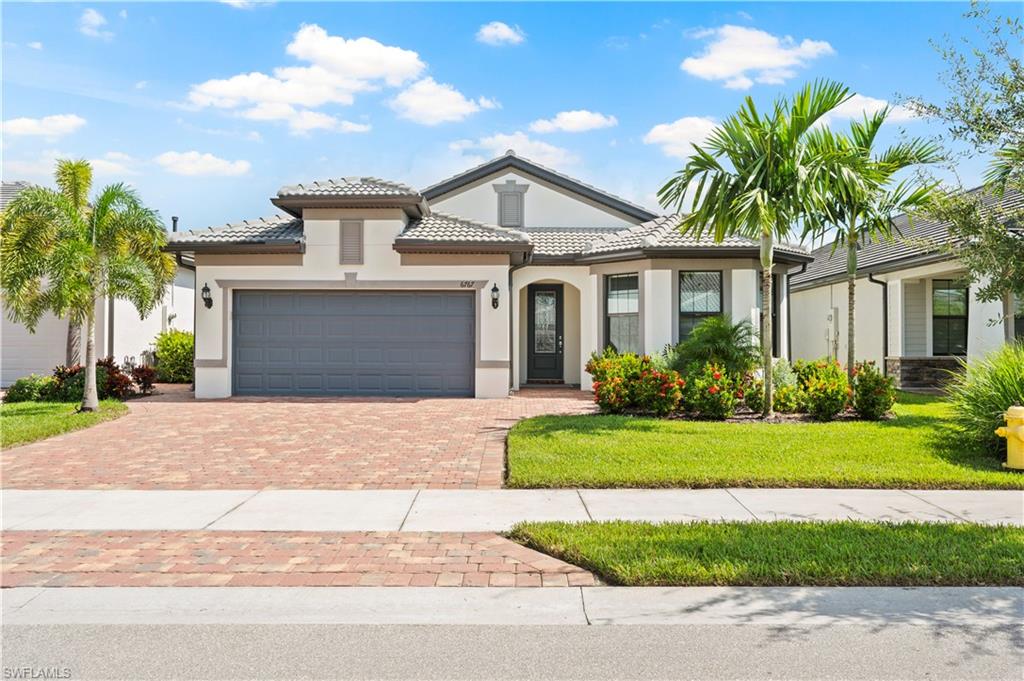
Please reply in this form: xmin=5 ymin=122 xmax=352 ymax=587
xmin=851 ymin=361 xmax=896 ymax=420
xmin=688 ymin=362 xmax=737 ymax=420
xmin=803 ymin=359 xmax=850 ymax=421
xmin=587 ymin=348 xmax=685 ymax=415
xmin=632 ymin=367 xmax=686 ymax=415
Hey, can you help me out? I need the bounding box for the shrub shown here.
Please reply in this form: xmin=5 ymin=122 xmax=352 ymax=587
xmin=771 ymin=358 xmax=798 ymax=390
xmin=689 ymin=363 xmax=738 ymax=420
xmin=97 ymin=357 xmax=135 ymax=400
xmin=803 ymin=360 xmax=850 ymax=421
xmin=131 ymin=365 xmax=158 ymax=395
xmin=4 ymin=374 xmax=53 ymax=403
xmin=743 ymin=378 xmax=765 ymax=413
xmin=946 ymin=341 xmax=1024 ymax=454
xmin=587 ymin=349 xmax=684 ymax=415
xmin=666 ymin=316 xmax=759 ymax=379
xmin=47 ymin=358 xmax=135 ymax=402
xmin=852 ymin=361 xmax=896 ymax=420
xmin=632 ymin=368 xmax=686 ymax=415
xmin=155 ymin=330 xmax=194 ymax=383
xmin=773 ymin=384 xmax=804 ymax=414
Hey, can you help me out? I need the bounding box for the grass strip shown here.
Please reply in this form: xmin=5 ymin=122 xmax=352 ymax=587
xmin=509 ymin=520 xmax=1024 ymax=586
xmin=1 ymin=400 xmax=129 ymax=448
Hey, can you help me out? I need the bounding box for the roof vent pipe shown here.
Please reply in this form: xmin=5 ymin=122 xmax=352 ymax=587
xmin=172 ymin=216 xmax=179 ymax=233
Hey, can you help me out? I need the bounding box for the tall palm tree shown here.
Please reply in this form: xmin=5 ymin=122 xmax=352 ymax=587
xmin=806 ymin=109 xmax=941 ymax=382
xmin=1 ymin=159 xmax=175 ymax=411
xmin=658 ymin=80 xmax=851 ymax=416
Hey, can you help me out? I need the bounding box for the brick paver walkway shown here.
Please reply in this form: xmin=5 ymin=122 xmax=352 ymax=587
xmin=1 ymin=388 xmax=593 ymax=490
xmin=0 ymin=531 xmax=597 ymax=587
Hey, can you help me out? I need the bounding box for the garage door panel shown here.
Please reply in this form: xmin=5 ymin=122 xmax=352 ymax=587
xmin=233 ymin=290 xmax=474 ymax=396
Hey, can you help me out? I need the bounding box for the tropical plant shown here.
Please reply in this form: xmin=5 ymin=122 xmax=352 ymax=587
xmin=664 ymin=315 xmax=759 ymax=379
xmin=154 ymin=329 xmax=195 ymax=383
xmin=772 ymin=385 xmax=804 ymax=414
xmin=804 ymin=361 xmax=851 ymax=421
xmin=0 ymin=159 xmax=175 ymax=411
xmin=806 ymin=110 xmax=941 ymax=382
xmin=851 ymin=361 xmax=896 ymax=420
xmin=3 ymin=374 xmax=56 ymax=403
xmin=658 ymin=79 xmax=852 ymax=416
xmin=688 ymin=363 xmax=738 ymax=420
xmin=945 ymin=341 xmax=1024 ymax=454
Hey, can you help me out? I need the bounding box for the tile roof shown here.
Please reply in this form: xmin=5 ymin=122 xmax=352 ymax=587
xmin=398 ymin=212 xmax=530 ymax=244
xmin=277 ymin=177 xmax=420 ymax=199
xmin=521 ymin=228 xmax=618 ymax=257
xmin=790 ymin=186 xmax=1024 ymax=287
xmin=1 ymin=181 xmax=33 ymax=211
xmin=421 ymin=150 xmax=658 ymax=223
xmin=166 ymin=215 xmax=303 ymax=246
xmin=579 ymin=215 xmax=810 ymax=258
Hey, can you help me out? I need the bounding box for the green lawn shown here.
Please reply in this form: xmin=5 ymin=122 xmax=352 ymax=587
xmin=510 ymin=520 xmax=1024 ymax=586
xmin=0 ymin=400 xmax=128 ymax=448
xmin=507 ymin=393 xmax=1023 ymax=489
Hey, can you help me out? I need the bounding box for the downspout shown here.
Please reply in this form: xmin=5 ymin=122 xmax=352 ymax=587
xmin=508 ymin=251 xmax=534 ymax=392
xmin=786 ymin=262 xmax=807 ymax=361
xmin=868 ymin=273 xmax=888 ymax=375
xmin=171 ymin=217 xmax=195 ymax=272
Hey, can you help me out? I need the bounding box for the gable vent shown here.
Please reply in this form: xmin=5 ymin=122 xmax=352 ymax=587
xmin=340 ymin=220 xmax=363 ymax=264
xmin=499 ymin=192 xmax=523 ymax=228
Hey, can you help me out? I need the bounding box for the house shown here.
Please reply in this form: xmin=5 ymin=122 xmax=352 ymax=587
xmin=166 ymin=151 xmax=812 ymax=399
xmin=0 ymin=181 xmax=196 ymax=386
xmin=789 ymin=186 xmax=1023 ymax=389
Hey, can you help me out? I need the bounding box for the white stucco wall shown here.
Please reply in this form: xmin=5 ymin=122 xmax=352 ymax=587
xmin=430 ymin=171 xmax=637 ymax=228
xmin=1 ymin=311 xmax=68 ymax=386
xmin=106 ymin=268 xmax=195 ymax=365
xmin=790 ymin=278 xmax=885 ymax=366
xmin=193 ymin=208 xmax=511 ymax=399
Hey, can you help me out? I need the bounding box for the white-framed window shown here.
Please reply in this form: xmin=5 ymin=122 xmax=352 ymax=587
xmin=679 ymin=271 xmax=723 ymax=339
xmin=605 ymin=273 xmax=640 ymax=354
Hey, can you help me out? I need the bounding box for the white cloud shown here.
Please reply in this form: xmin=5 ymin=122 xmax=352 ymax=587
xmin=188 ymin=24 xmax=424 ymax=132
xmin=118 ymin=9 xmax=127 ymax=19
xmin=450 ymin=131 xmax=576 ymax=168
xmin=286 ymin=110 xmax=371 ymax=135
xmin=530 ymin=110 xmax=618 ymax=134
xmin=27 ymin=41 xmax=43 ymax=50
xmin=643 ymin=116 xmax=718 ymax=159
xmin=155 ymin=151 xmax=250 ymax=176
xmin=2 ymin=114 xmax=87 ymax=138
xmin=90 ymin=151 xmax=138 ymax=176
xmin=824 ymin=93 xmax=919 ymax=124
xmin=476 ymin=21 xmax=526 ymax=46
xmin=681 ymin=25 xmax=833 ymax=90
xmin=134 ymin=80 xmax=148 ymax=90
xmin=79 ymin=9 xmax=114 ymax=40
xmin=390 ymin=77 xmax=495 ymax=126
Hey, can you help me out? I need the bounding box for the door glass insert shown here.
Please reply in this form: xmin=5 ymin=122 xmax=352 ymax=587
xmin=534 ymin=291 xmax=557 ymax=353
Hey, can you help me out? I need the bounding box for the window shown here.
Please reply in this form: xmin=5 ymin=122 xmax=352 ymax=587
xmin=605 ymin=273 xmax=639 ymax=354
xmin=932 ymin=279 xmax=968 ymax=356
xmin=679 ymin=271 xmax=722 ymax=339
xmin=339 ymin=220 xmax=363 ymax=264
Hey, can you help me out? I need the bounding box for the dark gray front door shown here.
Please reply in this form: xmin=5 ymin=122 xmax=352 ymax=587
xmin=232 ymin=290 xmax=474 ymax=396
xmin=527 ymin=283 xmax=564 ymax=381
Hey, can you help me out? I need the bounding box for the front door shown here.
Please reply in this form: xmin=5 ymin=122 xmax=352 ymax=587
xmin=527 ymin=284 xmax=564 ymax=382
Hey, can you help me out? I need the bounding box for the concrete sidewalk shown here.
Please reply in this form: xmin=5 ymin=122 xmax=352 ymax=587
xmin=2 ymin=488 xmax=1021 ymax=531
xmin=3 ymin=586 xmax=1019 ymax=626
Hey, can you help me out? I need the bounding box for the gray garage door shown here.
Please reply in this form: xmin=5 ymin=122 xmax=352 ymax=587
xmin=232 ymin=290 xmax=475 ymax=396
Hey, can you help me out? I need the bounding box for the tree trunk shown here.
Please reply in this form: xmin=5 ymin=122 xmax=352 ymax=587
xmin=760 ymin=232 xmax=774 ymax=418
xmin=65 ymin=320 xmax=81 ymax=366
xmin=81 ymin=311 xmax=99 ymax=412
xmin=846 ymin=235 xmax=858 ymax=385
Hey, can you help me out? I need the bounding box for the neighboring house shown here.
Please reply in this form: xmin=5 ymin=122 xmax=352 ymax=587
xmin=0 ymin=181 xmax=195 ymax=386
xmin=166 ymin=151 xmax=812 ymax=399
xmin=790 ymin=186 xmax=1023 ymax=389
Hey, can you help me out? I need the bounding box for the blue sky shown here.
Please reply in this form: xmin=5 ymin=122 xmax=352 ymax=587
xmin=1 ymin=1 xmax=1007 ymax=233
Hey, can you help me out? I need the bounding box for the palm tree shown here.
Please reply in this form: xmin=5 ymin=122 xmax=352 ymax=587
xmin=806 ymin=109 xmax=941 ymax=382
xmin=658 ymin=80 xmax=852 ymax=416
xmin=1 ymin=159 xmax=175 ymax=411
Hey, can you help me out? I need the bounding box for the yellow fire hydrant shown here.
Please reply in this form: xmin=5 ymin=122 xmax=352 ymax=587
xmin=995 ymin=406 xmax=1024 ymax=471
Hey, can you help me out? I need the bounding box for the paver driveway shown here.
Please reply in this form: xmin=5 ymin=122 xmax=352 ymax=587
xmin=1 ymin=388 xmax=593 ymax=490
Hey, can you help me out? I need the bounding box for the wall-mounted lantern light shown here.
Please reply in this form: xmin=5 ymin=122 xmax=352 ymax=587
xmin=491 ymin=283 xmax=500 ymax=309
xmin=201 ymin=283 xmax=213 ymax=309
